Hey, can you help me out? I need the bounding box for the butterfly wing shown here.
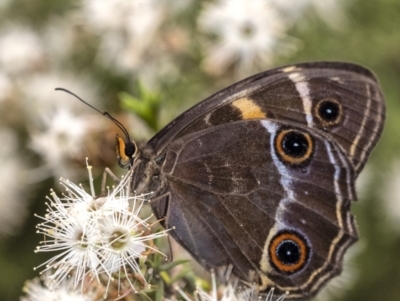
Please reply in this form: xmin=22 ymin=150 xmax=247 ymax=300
xmin=135 ymin=62 xmax=385 ymax=300
xmin=150 ymin=119 xmax=357 ymax=299
xmin=149 ymin=62 xmax=385 ymax=175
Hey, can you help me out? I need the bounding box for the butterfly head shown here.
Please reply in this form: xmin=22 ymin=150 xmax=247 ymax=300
xmin=115 ymin=134 xmax=138 ymax=169
xmin=55 ymin=87 xmax=138 ymax=169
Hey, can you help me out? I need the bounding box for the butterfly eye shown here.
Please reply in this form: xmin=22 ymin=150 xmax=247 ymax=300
xmin=275 ymin=129 xmax=313 ymax=165
xmin=124 ymin=141 xmax=137 ymax=158
xmin=315 ymin=98 xmax=342 ymax=126
xmin=269 ymin=231 xmax=309 ymax=274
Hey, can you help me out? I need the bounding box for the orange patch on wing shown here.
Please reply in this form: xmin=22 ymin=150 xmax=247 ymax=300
xmin=232 ymin=97 xmax=266 ymax=119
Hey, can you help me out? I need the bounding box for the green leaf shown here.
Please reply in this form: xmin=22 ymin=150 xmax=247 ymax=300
xmin=119 ymin=82 xmax=162 ymax=131
xmin=159 ymin=270 xmax=171 ymax=285
xmin=154 ymin=278 xmax=164 ymax=301
xmin=159 ymin=259 xmax=190 ymax=271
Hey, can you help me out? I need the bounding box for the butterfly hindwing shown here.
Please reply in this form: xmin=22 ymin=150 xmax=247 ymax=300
xmin=150 ymin=119 xmax=357 ymax=299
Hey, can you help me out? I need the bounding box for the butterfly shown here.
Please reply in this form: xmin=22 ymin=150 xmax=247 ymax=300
xmin=68 ymin=62 xmax=386 ymax=300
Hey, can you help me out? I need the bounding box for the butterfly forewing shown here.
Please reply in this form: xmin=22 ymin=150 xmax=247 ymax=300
xmin=148 ymin=62 xmax=385 ymax=175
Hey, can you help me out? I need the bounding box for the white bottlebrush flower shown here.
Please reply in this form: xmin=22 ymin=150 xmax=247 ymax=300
xmin=0 ymin=25 xmax=45 ymax=75
xmin=43 ymin=15 xmax=88 ymax=64
xmin=198 ymin=0 xmax=287 ymax=76
xmin=20 ymin=275 xmax=95 ymax=301
xmin=82 ymin=0 xmax=165 ymax=73
xmin=35 ymin=161 xmax=169 ymax=294
xmin=29 ymin=107 xmax=100 ymax=179
xmin=97 ymin=204 xmax=167 ymax=292
xmin=35 ymin=199 xmax=101 ymax=290
xmin=177 ymin=268 xmax=287 ymax=301
xmin=0 ymin=128 xmax=30 ymax=237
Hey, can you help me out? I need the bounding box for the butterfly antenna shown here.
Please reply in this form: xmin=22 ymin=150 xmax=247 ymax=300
xmin=55 ymin=87 xmax=131 ymax=142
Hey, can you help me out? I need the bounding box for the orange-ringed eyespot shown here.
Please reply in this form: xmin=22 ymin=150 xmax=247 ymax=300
xmin=275 ymin=129 xmax=313 ymax=165
xmin=269 ymin=231 xmax=309 ymax=274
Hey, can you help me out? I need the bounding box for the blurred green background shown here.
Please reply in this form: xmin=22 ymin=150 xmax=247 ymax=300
xmin=1 ymin=0 xmax=400 ymax=300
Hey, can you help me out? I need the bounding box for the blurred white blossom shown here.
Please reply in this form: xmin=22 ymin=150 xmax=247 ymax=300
xmin=35 ymin=163 xmax=169 ymax=294
xmin=198 ymin=0 xmax=287 ymax=76
xmin=0 ymin=128 xmax=30 ymax=236
xmin=43 ymin=15 xmax=87 ymax=64
xmin=0 ymin=26 xmax=45 ymax=75
xmin=177 ymin=268 xmax=287 ymax=301
xmin=21 ymin=276 xmax=95 ymax=301
xmin=82 ymin=0 xmax=165 ymax=73
xmin=138 ymin=56 xmax=181 ymax=90
xmin=29 ymin=108 xmax=99 ymax=178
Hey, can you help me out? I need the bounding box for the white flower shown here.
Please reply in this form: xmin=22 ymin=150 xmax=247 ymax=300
xmin=21 ymin=276 xmax=95 ymax=301
xmin=29 ymin=107 xmax=99 ymax=178
xmin=22 ymin=71 xmax=101 ymax=179
xmin=97 ymin=205 xmax=166 ymax=292
xmin=134 ymin=56 xmax=181 ymax=91
xmin=177 ymin=268 xmax=287 ymax=301
xmin=82 ymin=0 xmax=165 ymax=73
xmin=198 ymin=0 xmax=287 ymax=76
xmin=35 ymin=211 xmax=101 ymax=290
xmin=43 ymin=15 xmax=88 ymax=64
xmin=0 ymin=128 xmax=30 ymax=236
xmin=0 ymin=25 xmax=45 ymax=75
xmin=35 ymin=161 xmax=169 ymax=294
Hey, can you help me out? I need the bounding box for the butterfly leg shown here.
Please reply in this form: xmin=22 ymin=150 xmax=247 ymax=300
xmin=100 ymin=167 xmax=121 ymax=195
